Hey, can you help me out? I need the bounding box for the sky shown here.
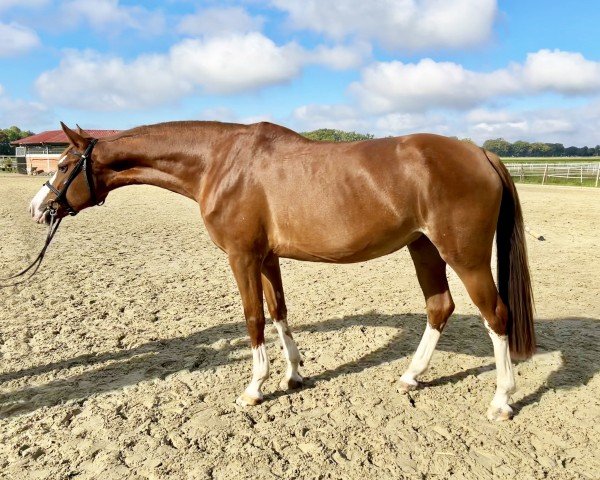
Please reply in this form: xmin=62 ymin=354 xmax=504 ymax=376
xmin=1 ymin=0 xmax=599 ymax=146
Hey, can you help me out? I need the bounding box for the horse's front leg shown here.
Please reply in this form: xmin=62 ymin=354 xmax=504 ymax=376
xmin=229 ymin=252 xmax=270 ymax=406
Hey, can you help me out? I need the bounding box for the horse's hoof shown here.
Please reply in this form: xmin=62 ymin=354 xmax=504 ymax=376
xmin=280 ymin=375 xmax=304 ymax=390
xmin=398 ymin=379 xmax=419 ymax=394
xmin=236 ymin=392 xmax=263 ymax=407
xmin=487 ymin=405 xmax=513 ymax=421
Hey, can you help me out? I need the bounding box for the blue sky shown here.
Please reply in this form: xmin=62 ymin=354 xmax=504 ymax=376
xmin=1 ymin=0 xmax=599 ymax=145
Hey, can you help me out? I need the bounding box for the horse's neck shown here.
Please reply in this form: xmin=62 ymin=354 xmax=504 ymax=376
xmin=100 ymin=125 xmax=217 ymax=200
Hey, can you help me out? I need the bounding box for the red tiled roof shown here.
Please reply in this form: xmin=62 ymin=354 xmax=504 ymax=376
xmin=11 ymin=129 xmax=121 ymax=145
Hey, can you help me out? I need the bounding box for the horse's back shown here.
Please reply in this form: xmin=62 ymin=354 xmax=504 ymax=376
xmin=200 ymin=130 xmax=503 ymax=263
xmin=257 ymin=133 xmax=500 ymax=262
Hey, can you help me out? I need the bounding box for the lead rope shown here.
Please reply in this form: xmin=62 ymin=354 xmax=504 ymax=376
xmin=0 ymin=210 xmax=62 ymax=287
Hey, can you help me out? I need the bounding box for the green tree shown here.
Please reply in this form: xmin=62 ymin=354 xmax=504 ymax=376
xmin=546 ymin=143 xmax=565 ymax=157
xmin=448 ymin=136 xmax=478 ymax=145
xmin=529 ymin=142 xmax=552 ymax=157
xmin=483 ymin=138 xmax=512 ymax=156
xmin=302 ymin=128 xmax=374 ymax=142
xmin=564 ymin=146 xmax=579 ymax=156
xmin=511 ymin=140 xmax=531 ymax=157
xmin=0 ymin=126 xmax=34 ymax=155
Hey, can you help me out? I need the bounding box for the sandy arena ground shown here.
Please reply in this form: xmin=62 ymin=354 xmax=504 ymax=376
xmin=0 ymin=174 xmax=599 ymax=479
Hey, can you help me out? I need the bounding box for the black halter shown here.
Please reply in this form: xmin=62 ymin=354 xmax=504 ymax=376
xmin=44 ymin=139 xmax=102 ymax=216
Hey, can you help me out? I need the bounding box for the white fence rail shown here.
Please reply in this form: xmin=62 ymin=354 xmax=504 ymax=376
xmin=505 ymin=162 xmax=600 ymax=187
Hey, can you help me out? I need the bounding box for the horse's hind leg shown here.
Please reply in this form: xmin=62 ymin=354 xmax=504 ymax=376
xmin=400 ymin=235 xmax=455 ymax=392
xmin=261 ymin=254 xmax=303 ymax=390
xmin=454 ymin=265 xmax=516 ymax=421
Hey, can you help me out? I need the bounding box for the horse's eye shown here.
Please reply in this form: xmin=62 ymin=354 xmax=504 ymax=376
xmin=58 ymin=165 xmax=68 ymax=173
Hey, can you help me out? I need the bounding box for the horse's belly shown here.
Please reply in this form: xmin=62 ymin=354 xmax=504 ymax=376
xmin=271 ymin=222 xmax=420 ymax=263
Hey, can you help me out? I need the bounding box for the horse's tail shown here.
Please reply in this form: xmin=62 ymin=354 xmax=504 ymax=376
xmin=483 ymin=149 xmax=536 ymax=359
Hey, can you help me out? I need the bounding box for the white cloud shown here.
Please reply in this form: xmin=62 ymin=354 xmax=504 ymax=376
xmin=0 ymin=22 xmax=40 ymax=56
xmin=522 ymin=49 xmax=600 ymax=94
xmin=292 ymin=104 xmax=368 ymax=131
xmin=170 ymin=34 xmax=303 ymax=95
xmin=272 ymin=0 xmax=497 ymax=51
xmin=291 ymin=102 xmax=449 ymax=137
xmin=419 ymin=103 xmax=600 ymax=146
xmin=36 ymin=49 xmax=191 ymax=110
xmin=241 ymin=113 xmax=275 ymax=124
xmin=465 ymin=108 xmax=578 ymax=142
xmin=200 ymin=107 xmax=273 ymax=125
xmin=199 ymin=106 xmax=239 ymax=123
xmin=0 ymin=0 xmax=48 ymax=11
xmin=288 ymin=99 xmax=600 ymax=146
xmin=0 ymin=86 xmax=52 ymax=129
xmin=350 ymin=50 xmax=600 ymax=114
xmin=374 ymin=112 xmax=431 ymax=135
xmin=466 ymin=109 xmax=517 ymax=124
xmin=177 ymin=7 xmax=264 ymax=37
xmin=60 ymin=0 xmax=165 ymax=35
xmin=36 ymin=33 xmax=367 ymax=110
xmin=350 ymin=59 xmax=519 ymax=113
xmin=307 ymin=42 xmax=371 ymax=70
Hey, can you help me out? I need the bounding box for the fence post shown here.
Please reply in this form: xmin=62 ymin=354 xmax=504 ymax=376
xmin=542 ymin=163 xmax=548 ymax=185
xmin=596 ymin=163 xmax=600 ymax=187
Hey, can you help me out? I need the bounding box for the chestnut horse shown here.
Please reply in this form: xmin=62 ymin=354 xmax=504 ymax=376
xmin=29 ymin=121 xmax=535 ymax=421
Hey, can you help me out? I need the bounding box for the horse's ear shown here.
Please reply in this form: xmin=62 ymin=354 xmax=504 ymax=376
xmin=76 ymin=124 xmax=93 ymax=139
xmin=61 ymin=122 xmax=88 ymax=150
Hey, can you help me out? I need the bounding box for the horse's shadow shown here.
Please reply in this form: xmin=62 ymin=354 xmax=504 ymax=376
xmin=0 ymin=313 xmax=597 ymax=418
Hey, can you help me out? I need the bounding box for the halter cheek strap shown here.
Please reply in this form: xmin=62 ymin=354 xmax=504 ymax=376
xmin=45 ymin=139 xmax=100 ymax=216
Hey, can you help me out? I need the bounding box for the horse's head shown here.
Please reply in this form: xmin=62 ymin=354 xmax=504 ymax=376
xmin=30 ymin=123 xmax=106 ymax=224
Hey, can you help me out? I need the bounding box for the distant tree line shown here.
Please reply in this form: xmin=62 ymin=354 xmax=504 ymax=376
xmin=302 ymin=129 xmax=374 ymax=142
xmin=0 ymin=126 xmax=34 ymax=155
xmin=482 ymin=138 xmax=600 ymax=157
xmin=304 ymin=130 xmax=599 ymax=157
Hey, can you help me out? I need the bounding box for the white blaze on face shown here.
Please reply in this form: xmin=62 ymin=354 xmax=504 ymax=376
xmin=29 ymin=171 xmax=56 ymax=223
xmin=29 ymin=154 xmax=67 ymax=223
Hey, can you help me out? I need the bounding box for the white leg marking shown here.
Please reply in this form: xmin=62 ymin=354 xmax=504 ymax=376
xmin=30 ymin=172 xmax=56 ymax=223
xmin=400 ymin=323 xmax=441 ymax=388
xmin=484 ymin=320 xmax=516 ymax=420
xmin=274 ymin=320 xmax=303 ymax=389
xmin=237 ymin=344 xmax=269 ymax=406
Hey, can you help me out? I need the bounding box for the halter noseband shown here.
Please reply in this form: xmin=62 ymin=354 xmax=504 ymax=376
xmin=44 ymin=139 xmax=103 ymax=216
